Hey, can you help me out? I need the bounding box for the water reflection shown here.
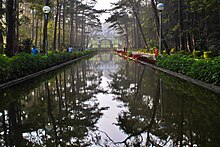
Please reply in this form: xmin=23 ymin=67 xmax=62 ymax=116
xmin=0 ymin=52 xmax=220 ymax=146
xmin=0 ymin=56 xmax=108 ymax=146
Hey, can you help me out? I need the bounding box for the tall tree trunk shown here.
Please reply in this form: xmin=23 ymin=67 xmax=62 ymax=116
xmin=129 ymin=0 xmax=149 ymax=50
xmin=135 ymin=17 xmax=141 ymax=49
xmin=62 ymin=0 xmax=66 ymax=47
xmin=40 ymin=15 xmax=43 ymax=51
xmin=81 ymin=14 xmax=85 ymax=50
xmin=85 ymin=32 xmax=89 ymax=48
xmin=125 ymin=24 xmax=129 ymax=49
xmin=186 ymin=11 xmax=193 ymax=53
xmin=132 ymin=16 xmax=135 ymax=49
xmin=0 ymin=0 xmax=3 ymax=53
xmin=151 ymin=0 xmax=159 ymax=37
xmin=133 ymin=9 xmax=149 ymax=50
xmin=6 ymin=0 xmax=15 ymax=57
xmin=69 ymin=0 xmax=74 ymax=46
xmin=31 ymin=9 xmax=35 ymax=41
xmin=58 ymin=2 xmax=61 ymax=50
xmin=35 ymin=16 xmax=39 ymax=47
xmin=178 ymin=0 xmax=186 ymax=51
xmin=53 ymin=0 xmax=59 ymax=51
xmin=75 ymin=4 xmax=79 ymax=48
xmin=14 ymin=0 xmax=19 ymax=54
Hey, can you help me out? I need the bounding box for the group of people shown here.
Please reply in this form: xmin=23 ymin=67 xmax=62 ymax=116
xmin=31 ymin=45 xmax=74 ymax=56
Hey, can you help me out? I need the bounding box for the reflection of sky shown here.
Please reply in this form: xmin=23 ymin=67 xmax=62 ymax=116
xmin=93 ymin=53 xmax=131 ymax=145
xmin=23 ymin=129 xmax=44 ymax=145
xmin=96 ymin=76 xmax=128 ymax=144
xmin=90 ymin=53 xmax=127 ymax=145
xmin=93 ymin=53 xmax=173 ymax=146
xmin=96 ymin=53 xmax=120 ymax=79
xmin=94 ymin=76 xmax=173 ymax=146
xmin=97 ymin=61 xmax=118 ymax=79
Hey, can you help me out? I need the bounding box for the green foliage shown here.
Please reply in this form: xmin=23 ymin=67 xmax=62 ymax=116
xmin=9 ymin=53 xmax=39 ymax=79
xmin=138 ymin=49 xmax=147 ymax=53
xmin=20 ymin=38 xmax=33 ymax=53
xmin=204 ymin=51 xmax=212 ymax=59
xmin=207 ymin=39 xmax=220 ymax=56
xmin=0 ymin=55 xmax=10 ymax=83
xmin=0 ymin=50 xmax=94 ymax=84
xmin=83 ymin=50 xmax=93 ymax=55
xmin=75 ymin=51 xmax=84 ymax=57
xmin=170 ymin=48 xmax=177 ymax=54
xmin=193 ymin=51 xmax=202 ymax=58
xmin=149 ymin=48 xmax=155 ymax=54
xmin=157 ymin=54 xmax=194 ymax=75
xmin=19 ymin=15 xmax=31 ymax=25
xmin=157 ymin=54 xmax=220 ymax=86
xmin=127 ymin=51 xmax=132 ymax=57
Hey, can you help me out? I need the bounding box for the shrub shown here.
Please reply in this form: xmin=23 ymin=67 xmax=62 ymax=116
xmin=157 ymin=54 xmax=220 ymax=86
xmin=193 ymin=51 xmax=202 ymax=58
xmin=9 ymin=53 xmax=39 ymax=79
xmin=75 ymin=51 xmax=84 ymax=57
xmin=0 ymin=55 xmax=10 ymax=83
xmin=0 ymin=50 xmax=94 ymax=84
xmin=204 ymin=51 xmax=212 ymax=59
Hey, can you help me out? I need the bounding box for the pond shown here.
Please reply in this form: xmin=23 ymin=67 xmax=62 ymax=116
xmin=0 ymin=52 xmax=220 ymax=146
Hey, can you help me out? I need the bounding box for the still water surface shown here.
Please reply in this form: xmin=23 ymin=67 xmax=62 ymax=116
xmin=0 ymin=52 xmax=220 ymax=146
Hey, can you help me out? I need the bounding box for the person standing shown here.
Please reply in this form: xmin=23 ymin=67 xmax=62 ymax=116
xmin=31 ymin=46 xmax=38 ymax=55
xmin=68 ymin=46 xmax=73 ymax=53
xmin=154 ymin=46 xmax=159 ymax=57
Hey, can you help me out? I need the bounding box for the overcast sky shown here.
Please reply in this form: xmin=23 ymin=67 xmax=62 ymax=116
xmin=94 ymin=0 xmax=119 ymax=23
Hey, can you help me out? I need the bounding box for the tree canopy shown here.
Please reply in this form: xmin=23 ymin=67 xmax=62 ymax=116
xmin=0 ymin=0 xmax=220 ymax=56
xmin=0 ymin=0 xmax=103 ymax=56
xmin=106 ymin=0 xmax=220 ymax=54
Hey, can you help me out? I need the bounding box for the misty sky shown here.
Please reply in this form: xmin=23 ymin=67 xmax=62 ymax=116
xmin=95 ymin=0 xmax=119 ymax=23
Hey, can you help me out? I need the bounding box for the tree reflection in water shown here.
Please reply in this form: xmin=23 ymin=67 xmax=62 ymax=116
xmin=109 ymin=56 xmax=220 ymax=146
xmin=0 ymin=59 xmax=108 ymax=146
xmin=109 ymin=61 xmax=165 ymax=146
xmin=0 ymin=52 xmax=220 ymax=146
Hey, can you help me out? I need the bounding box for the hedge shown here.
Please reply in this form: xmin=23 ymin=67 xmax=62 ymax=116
xmin=0 ymin=50 xmax=94 ymax=84
xmin=156 ymin=54 xmax=220 ymax=86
